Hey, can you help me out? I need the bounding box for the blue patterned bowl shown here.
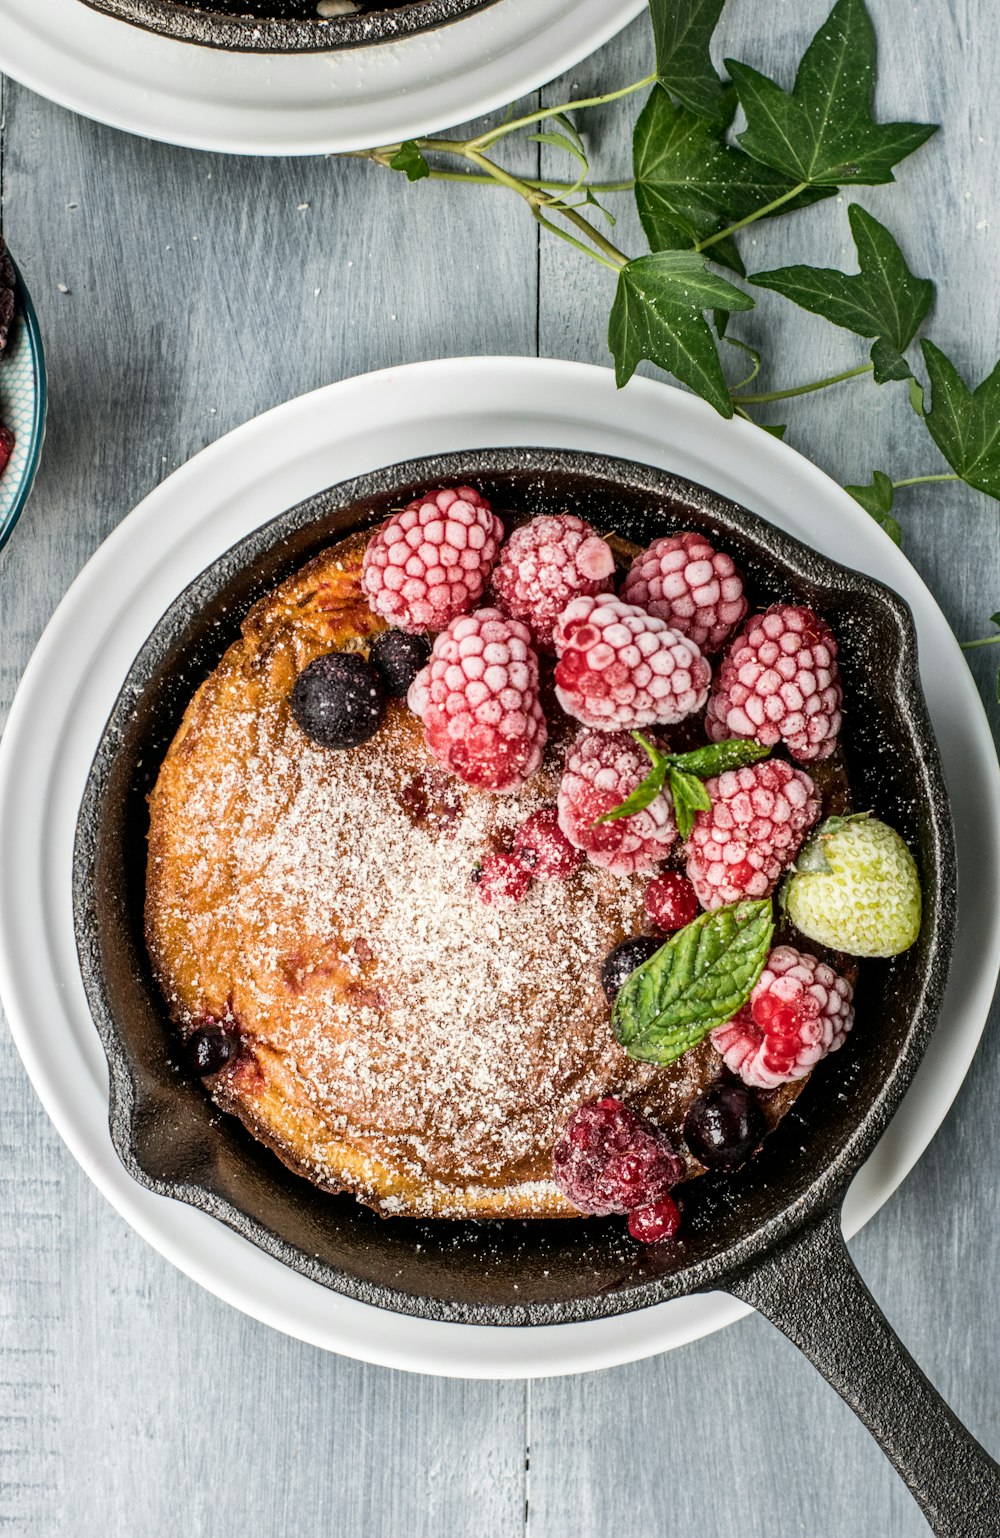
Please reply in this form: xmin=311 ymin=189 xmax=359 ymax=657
xmin=0 ymin=261 xmax=46 ymax=553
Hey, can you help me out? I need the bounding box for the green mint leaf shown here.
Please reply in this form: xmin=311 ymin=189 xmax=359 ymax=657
xmin=634 ymin=88 xmax=833 ymax=277
xmin=666 ymin=767 xmax=712 ymax=840
xmin=920 ymin=341 xmax=1000 ymax=501
xmin=389 ymin=141 xmax=430 ymax=181
xmin=845 ymin=470 xmax=902 ymax=543
xmin=609 ymin=251 xmax=753 ymax=415
xmin=751 ymin=205 xmax=933 ymax=382
xmin=613 ymin=900 xmax=774 ymax=1066
xmin=593 ymin=732 xmax=668 ymax=824
xmin=668 ymin=738 xmax=771 ymax=777
xmin=649 ymin=0 xmax=730 ymax=123
xmin=726 ymin=0 xmax=936 ymax=186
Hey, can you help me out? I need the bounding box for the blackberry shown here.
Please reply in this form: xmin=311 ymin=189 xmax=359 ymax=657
xmin=370 ymin=629 xmax=431 ymax=698
xmin=290 ymin=652 xmax=385 ymax=750
xmin=600 ymin=935 xmax=662 ymax=1003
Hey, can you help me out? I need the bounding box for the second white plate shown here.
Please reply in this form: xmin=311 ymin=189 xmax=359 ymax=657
xmin=0 ymin=0 xmax=646 ymax=156
xmin=1 ymin=357 xmax=997 ymax=1378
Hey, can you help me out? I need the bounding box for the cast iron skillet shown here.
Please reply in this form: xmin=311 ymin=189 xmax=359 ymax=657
xmin=78 ymin=0 xmax=501 ymax=52
xmin=74 ymin=449 xmax=1000 ymax=1535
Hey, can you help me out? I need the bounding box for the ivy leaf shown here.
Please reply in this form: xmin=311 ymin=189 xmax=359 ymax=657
xmin=609 ymin=251 xmax=754 ymax=415
xmin=845 ymin=470 xmax=902 ymax=543
xmin=648 ymin=0 xmax=730 ymax=123
xmin=389 ymin=141 xmax=430 ymax=182
xmin=751 ymin=205 xmax=933 ymax=383
xmin=726 ymin=0 xmax=937 ymax=187
xmin=920 ymin=341 xmax=1000 ymax=501
xmin=613 ymin=900 xmax=774 ymax=1066
xmin=634 ymin=88 xmax=834 ymax=277
xmin=758 ymin=422 xmax=787 ymax=439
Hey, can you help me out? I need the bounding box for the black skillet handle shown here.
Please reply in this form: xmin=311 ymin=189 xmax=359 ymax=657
xmin=726 ymin=1206 xmax=1000 ymax=1536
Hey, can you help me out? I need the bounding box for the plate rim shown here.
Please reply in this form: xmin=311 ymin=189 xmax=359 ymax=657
xmin=1 ymin=355 xmax=998 ymax=1377
xmin=0 ymin=0 xmax=648 ymax=157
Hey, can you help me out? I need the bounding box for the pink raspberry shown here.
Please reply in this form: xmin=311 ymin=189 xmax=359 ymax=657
xmin=644 ymin=871 xmax=700 ymax=932
xmin=408 ymin=609 xmax=546 ymax=792
xmin=0 ymin=425 xmax=13 ymax=475
xmin=512 ymin=807 xmax=583 ymax=881
xmin=553 ymin=595 xmax=711 ymax=731
xmin=711 ymin=946 xmax=855 ymax=1088
xmin=361 ymin=486 xmax=504 ymax=634
xmin=685 ymin=759 xmax=820 ymax=909
xmin=557 ymin=730 xmax=677 ymax=876
xmin=552 ymin=1097 xmax=686 ymax=1216
xmin=622 ymin=531 xmax=747 ymax=653
xmin=490 ymin=513 xmax=616 ymax=651
xmin=474 ymin=851 xmax=531 ymax=908
xmin=706 ymin=604 xmax=843 ymax=763
xmin=628 ymin=1196 xmax=682 ymax=1244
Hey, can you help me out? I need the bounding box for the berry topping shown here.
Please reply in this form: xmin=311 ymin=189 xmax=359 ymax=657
xmin=600 ymin=935 xmax=663 ymax=1003
xmin=553 ymin=594 xmax=711 ymax=731
xmin=185 ymin=1021 xmax=241 ymax=1077
xmin=290 ymin=652 xmax=385 ymax=750
xmin=685 ymin=759 xmax=821 ymax=909
xmin=711 ymin=945 xmax=855 ymax=1088
xmin=407 ymin=609 xmax=546 ymax=792
xmin=0 ymin=425 xmax=13 ymax=476
xmin=706 ymin=604 xmax=843 ymax=763
xmin=557 ymin=729 xmax=678 ymax=875
xmin=474 ymin=851 xmax=532 ymax=908
xmin=0 ymin=238 xmax=14 ymax=359
xmin=784 ymin=814 xmax=922 ymax=957
xmin=490 ymin=513 xmax=616 ymax=651
xmin=361 ymin=486 xmax=504 ymax=634
xmin=644 ymin=871 xmax=700 ymax=932
xmin=552 ymin=1097 xmax=686 ymax=1216
xmin=369 ymin=629 xmax=432 ymax=698
xmin=512 ymin=806 xmax=583 ymax=881
xmin=622 ymin=531 xmax=747 ymax=653
xmin=683 ymin=1082 xmax=765 ymax=1169
xmin=628 ymin=1196 xmax=682 ymax=1244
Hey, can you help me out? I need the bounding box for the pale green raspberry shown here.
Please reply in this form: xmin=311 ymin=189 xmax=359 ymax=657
xmin=784 ymin=816 xmax=922 ymax=958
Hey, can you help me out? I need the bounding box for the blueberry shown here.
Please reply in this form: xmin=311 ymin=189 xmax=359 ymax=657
xmin=683 ymin=1083 xmax=765 ymax=1170
xmin=600 ymin=935 xmax=662 ymax=1003
xmin=290 ymin=652 xmax=385 ymax=749
xmin=370 ymin=630 xmax=431 ymax=698
xmin=185 ymin=1023 xmax=240 ymax=1078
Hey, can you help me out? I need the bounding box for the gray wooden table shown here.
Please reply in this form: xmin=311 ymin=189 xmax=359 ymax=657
xmin=2 ymin=5 xmax=999 ymax=1535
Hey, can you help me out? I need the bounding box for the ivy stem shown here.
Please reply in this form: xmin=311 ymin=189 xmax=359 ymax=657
xmin=461 ymin=148 xmax=631 ymax=269
xmin=467 ymin=75 xmax=657 ymax=150
xmin=532 ymin=208 xmax=623 ymax=271
xmin=960 ymin=635 xmax=1000 ymax=651
xmin=732 ymin=363 xmax=873 ymax=405
xmin=417 ymin=170 xmax=635 ymax=193
xmin=891 ymin=473 xmax=961 ymax=490
xmin=696 ymin=181 xmax=811 ymax=253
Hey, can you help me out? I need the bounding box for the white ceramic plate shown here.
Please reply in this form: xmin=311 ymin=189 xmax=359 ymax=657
xmin=0 ymin=0 xmax=645 ymax=156
xmin=1 ymin=357 xmax=997 ymax=1379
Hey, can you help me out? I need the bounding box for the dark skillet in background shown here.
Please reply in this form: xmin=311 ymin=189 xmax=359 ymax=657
xmin=74 ymin=450 xmax=1000 ymax=1535
xmin=78 ymin=0 xmax=502 ymax=52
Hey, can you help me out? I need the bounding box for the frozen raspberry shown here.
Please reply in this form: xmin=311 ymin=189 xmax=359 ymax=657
xmin=628 ymin=1196 xmax=682 ymax=1244
xmin=645 ymin=871 xmax=700 ymax=932
xmin=685 ymin=759 xmax=821 ymax=910
xmin=407 ymin=609 xmax=546 ymax=792
xmin=474 ymin=851 xmax=531 ymax=908
xmin=553 ymin=594 xmax=710 ymax=732
xmin=362 ymin=486 xmax=504 ymax=634
xmin=490 ymin=514 xmax=616 ymax=651
xmin=711 ymin=945 xmax=855 ymax=1088
xmin=552 ymin=1097 xmax=685 ymax=1216
xmin=512 ymin=807 xmax=583 ymax=881
xmin=0 ymin=426 xmax=13 ymax=476
xmin=706 ymin=604 xmax=843 ymax=763
xmin=557 ymin=729 xmax=677 ymax=876
xmin=622 ymin=531 xmax=747 ymax=653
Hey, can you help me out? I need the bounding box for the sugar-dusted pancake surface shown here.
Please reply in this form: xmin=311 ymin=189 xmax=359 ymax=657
xmin=146 ymin=530 xmax=798 ymax=1219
